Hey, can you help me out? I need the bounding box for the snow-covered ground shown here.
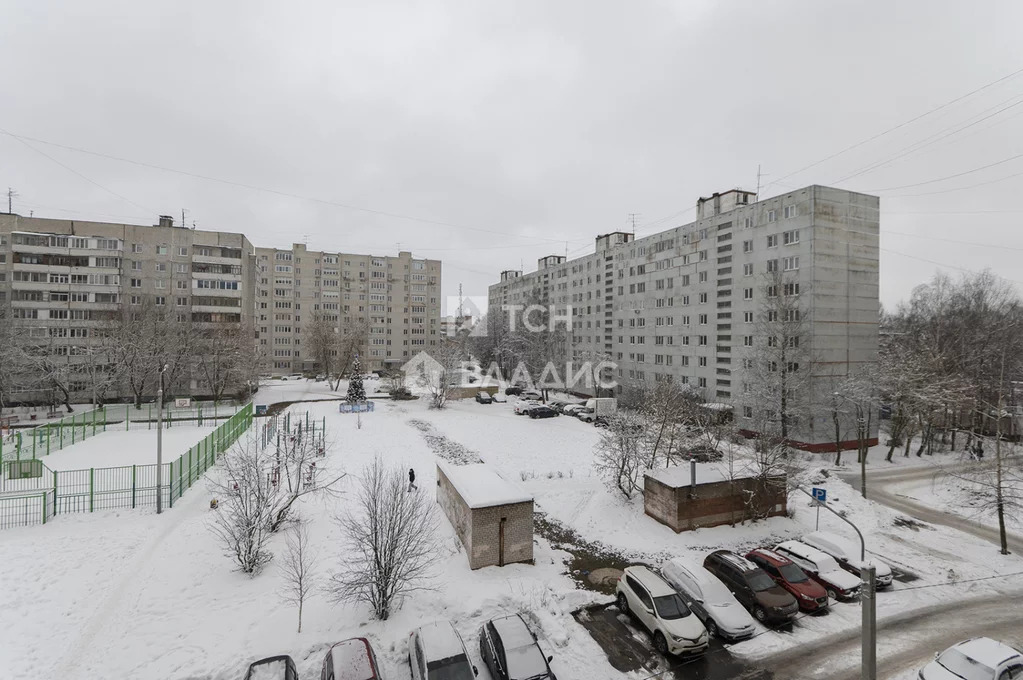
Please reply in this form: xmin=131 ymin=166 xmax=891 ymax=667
xmin=30 ymin=426 xmax=214 ymax=471
xmin=2 ymin=388 xmax=1022 ymax=680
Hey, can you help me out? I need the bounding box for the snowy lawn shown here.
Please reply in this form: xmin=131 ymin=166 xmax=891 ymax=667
xmin=3 ymin=393 xmax=1022 ymax=680
xmin=29 ymin=426 xmax=216 ymax=471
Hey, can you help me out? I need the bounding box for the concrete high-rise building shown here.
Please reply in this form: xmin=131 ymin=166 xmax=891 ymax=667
xmin=0 ymin=213 xmax=255 ymax=401
xmin=253 ymin=244 xmax=442 ymax=374
xmin=487 ymin=185 xmax=880 ymax=451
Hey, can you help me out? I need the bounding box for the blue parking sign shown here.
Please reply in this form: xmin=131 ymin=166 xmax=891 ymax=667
xmin=812 ymin=487 xmax=827 ymax=503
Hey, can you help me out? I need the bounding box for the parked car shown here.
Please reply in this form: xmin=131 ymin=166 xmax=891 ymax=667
xmin=702 ymin=550 xmax=799 ymax=624
xmin=321 ymin=638 xmax=383 ymax=680
xmin=774 ymin=540 xmax=861 ymax=601
xmin=505 ymin=386 xmax=523 ymax=396
xmin=513 ymin=400 xmax=541 ymax=415
xmin=409 ymin=621 xmax=478 ymax=680
xmin=475 ymin=391 xmax=493 ymax=404
xmin=660 ymin=557 xmax=756 ymax=641
xmin=479 ymin=613 xmax=557 ymax=680
xmin=491 ymin=392 xmax=508 ymax=403
xmin=801 ymin=531 xmax=894 ymax=589
xmin=918 ymin=637 xmax=1023 ymax=680
xmin=520 ymin=390 xmax=543 ymax=401
xmin=745 ymin=548 xmax=829 ymax=614
xmin=528 ymin=406 xmax=558 ymax=419
xmin=245 ymin=655 xmax=298 ymax=680
xmin=584 ymin=397 xmax=617 ymax=419
xmin=577 ymin=407 xmax=597 ymax=422
xmin=548 ymin=400 xmax=569 ymax=412
xmin=687 ymin=444 xmax=723 ymax=463
xmin=616 ymin=565 xmax=709 ymax=657
xmin=561 ymin=403 xmax=585 ymax=416
xmin=315 ymin=373 xmax=327 ymax=382
xmin=282 ymin=374 xmax=305 ymax=381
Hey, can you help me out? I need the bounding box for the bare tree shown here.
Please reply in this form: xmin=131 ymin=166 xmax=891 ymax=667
xmin=207 ymin=435 xmax=280 ymax=575
xmin=738 ymin=270 xmax=813 ymax=448
xmin=329 ymin=458 xmax=440 ymax=620
xmin=267 ymin=422 xmax=344 ymax=533
xmin=0 ymin=301 xmax=23 ymax=415
xmin=196 ymin=324 xmax=249 ymax=402
xmin=278 ymin=520 xmax=317 ymax=632
xmin=308 ymin=314 xmax=368 ymax=391
xmin=592 ymin=411 xmax=646 ymax=499
xmin=424 ymin=341 xmax=464 ymax=409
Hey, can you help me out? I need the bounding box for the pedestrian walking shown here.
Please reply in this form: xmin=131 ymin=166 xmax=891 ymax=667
xmin=408 ymin=467 xmax=418 ymax=492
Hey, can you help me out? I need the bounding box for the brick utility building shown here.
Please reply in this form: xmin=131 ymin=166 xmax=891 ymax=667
xmin=644 ymin=464 xmax=787 ymax=532
xmin=435 ymin=461 xmax=534 ymax=570
xmin=254 ymin=243 xmax=442 ymax=374
xmin=487 ymin=185 xmax=880 ymax=451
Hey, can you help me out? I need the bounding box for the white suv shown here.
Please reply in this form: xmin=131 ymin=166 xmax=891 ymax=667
xmin=616 ymin=565 xmax=709 ymax=657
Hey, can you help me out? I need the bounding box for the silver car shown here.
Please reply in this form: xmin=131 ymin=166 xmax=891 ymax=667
xmin=660 ymin=557 xmax=757 ymax=641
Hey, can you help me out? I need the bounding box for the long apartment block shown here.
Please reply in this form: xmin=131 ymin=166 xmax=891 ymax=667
xmin=488 ymin=185 xmax=880 ymax=450
xmin=254 ymin=243 xmax=442 ymax=374
xmin=0 ymin=213 xmax=256 ymax=398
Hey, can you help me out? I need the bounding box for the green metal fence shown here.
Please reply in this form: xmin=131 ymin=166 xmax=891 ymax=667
xmin=0 ymin=402 xmax=238 ymax=467
xmin=0 ymin=403 xmax=253 ymax=529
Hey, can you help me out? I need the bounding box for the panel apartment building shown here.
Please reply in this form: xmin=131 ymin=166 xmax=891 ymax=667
xmin=253 ymin=243 xmax=442 ymax=374
xmin=488 ymin=185 xmax=880 ymax=451
xmin=0 ymin=213 xmax=256 ymax=400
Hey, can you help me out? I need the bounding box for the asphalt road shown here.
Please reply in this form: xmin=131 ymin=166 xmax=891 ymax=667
xmin=838 ymin=462 xmax=1023 ymax=554
xmin=758 ymin=593 xmax=1023 ymax=680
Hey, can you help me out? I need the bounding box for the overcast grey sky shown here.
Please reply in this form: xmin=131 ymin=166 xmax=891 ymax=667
xmin=3 ymin=0 xmax=1023 ymax=314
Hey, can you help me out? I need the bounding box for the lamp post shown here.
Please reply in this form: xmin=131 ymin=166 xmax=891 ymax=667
xmin=156 ymin=363 xmax=168 ymax=514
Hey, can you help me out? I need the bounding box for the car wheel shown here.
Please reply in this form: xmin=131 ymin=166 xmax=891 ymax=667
xmin=616 ymin=592 xmax=630 ymax=615
xmin=653 ymin=631 xmax=669 ymax=655
xmin=705 ymin=619 xmax=718 ymax=638
xmin=754 ymin=606 xmax=767 ymax=622
xmin=827 ymin=588 xmax=838 ymax=600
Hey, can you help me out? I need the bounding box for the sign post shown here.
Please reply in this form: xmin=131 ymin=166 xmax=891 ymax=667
xmin=812 ymin=486 xmax=827 ymax=530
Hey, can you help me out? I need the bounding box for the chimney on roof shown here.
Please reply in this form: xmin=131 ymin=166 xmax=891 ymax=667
xmin=157 ymin=215 xmax=174 ymax=228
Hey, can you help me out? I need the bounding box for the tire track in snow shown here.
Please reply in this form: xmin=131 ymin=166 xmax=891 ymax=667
xmin=406 ymin=419 xmax=483 ymax=465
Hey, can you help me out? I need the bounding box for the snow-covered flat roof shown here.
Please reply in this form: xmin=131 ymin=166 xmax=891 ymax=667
xmin=646 ymin=464 xmax=731 ymax=488
xmin=438 ymin=461 xmax=533 ymax=509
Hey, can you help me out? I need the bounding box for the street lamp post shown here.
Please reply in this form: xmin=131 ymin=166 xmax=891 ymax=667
xmin=156 ymin=364 xmax=168 ymax=514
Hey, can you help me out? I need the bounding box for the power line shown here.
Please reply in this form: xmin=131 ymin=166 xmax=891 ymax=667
xmin=861 ymin=152 xmax=1023 ymax=193
xmin=883 ymin=229 xmax=1023 ymax=253
xmin=832 ymin=93 xmax=1023 ymax=186
xmin=883 ymin=165 xmax=1023 ymax=198
xmin=764 ymin=65 xmax=1023 ymax=191
xmin=2 ymin=131 xmax=154 ymax=214
xmin=0 ymin=128 xmax=577 ymax=246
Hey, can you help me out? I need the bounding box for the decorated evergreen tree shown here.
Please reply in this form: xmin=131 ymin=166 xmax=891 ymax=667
xmin=346 ymin=355 xmax=366 ymax=403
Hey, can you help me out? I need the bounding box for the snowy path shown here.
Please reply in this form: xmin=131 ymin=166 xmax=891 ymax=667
xmin=758 ymin=591 xmax=1023 ymax=679
xmin=839 ymin=463 xmax=1023 ymax=554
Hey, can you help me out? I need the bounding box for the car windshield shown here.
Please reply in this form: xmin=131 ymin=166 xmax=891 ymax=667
xmin=779 ymin=563 xmax=809 ymax=583
xmin=747 ymin=570 xmax=777 ymax=592
xmin=936 ymin=649 xmax=995 ymax=680
xmin=427 ymin=654 xmax=476 ymax=680
xmin=653 ymin=594 xmax=692 ymax=620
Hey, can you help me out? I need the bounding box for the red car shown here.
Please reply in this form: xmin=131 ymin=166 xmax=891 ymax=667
xmin=321 ymin=638 xmax=383 ymax=680
xmin=746 ymin=548 xmax=829 ymax=614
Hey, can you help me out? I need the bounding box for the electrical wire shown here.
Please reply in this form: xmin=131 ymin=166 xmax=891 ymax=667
xmin=0 ymin=128 xmax=582 ymax=246
xmin=763 ymin=65 xmax=1023 ymax=191
xmin=861 ymin=152 xmax=1023 ymax=193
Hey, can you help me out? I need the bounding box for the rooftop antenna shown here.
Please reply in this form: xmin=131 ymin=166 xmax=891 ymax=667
xmin=7 ymin=187 xmax=19 ymax=214
xmin=181 ymin=208 xmax=187 ymax=228
xmin=627 ymin=213 xmax=640 ymax=234
xmin=457 ymin=283 xmax=464 ymax=320
xmin=756 ymin=164 xmax=769 ymax=199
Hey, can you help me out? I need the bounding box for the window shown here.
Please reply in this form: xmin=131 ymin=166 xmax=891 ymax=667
xmin=743 ymin=335 xmax=753 ymax=346
xmin=784 ymin=205 xmax=796 ymax=219
xmin=767 ymin=285 xmax=778 ymax=297
xmin=743 ymin=216 xmax=753 ymax=229
xmin=155 ymin=296 xmax=166 ymax=306
xmin=156 ymin=245 xmax=168 ymax=255
xmin=743 ymin=288 xmax=753 ymax=300
xmin=698 ymin=335 xmax=707 ymax=346
xmin=743 ymin=263 xmax=754 ymax=276
xmin=743 ymin=406 xmax=753 ymax=418
xmin=744 ymin=311 xmax=754 ymax=323
xmin=768 ymin=209 xmax=777 ymax=222
xmin=699 ymin=250 xmax=708 ymax=262
xmin=177 ymin=246 xmax=188 ymax=256
xmin=132 ymin=244 xmax=143 ymax=253
xmin=130 ymin=278 xmax=142 ymax=288
xmin=699 ymin=292 xmax=708 ymax=304
xmin=767 ymin=234 xmax=778 ymax=248
xmin=176 ymin=296 xmax=188 ymax=306
xmin=155 ymin=262 xmax=167 ymax=272
xmin=699 ymin=314 xmax=707 ymax=325
xmin=784 ymin=256 xmax=799 ymax=271
xmin=698 ymin=377 xmax=707 ymax=387
xmin=131 ymin=261 xmax=142 ymax=271
xmin=742 ymin=240 xmax=753 ymax=253
xmin=698 ymin=271 xmax=708 ymax=283
xmin=784 ymin=282 xmax=800 ymax=296
xmin=175 ymin=263 xmax=188 ymax=273
xmin=783 ymin=229 xmax=800 ymax=244
xmin=785 ymin=309 xmax=801 ymax=322
xmin=766 ymin=259 xmax=779 ymax=273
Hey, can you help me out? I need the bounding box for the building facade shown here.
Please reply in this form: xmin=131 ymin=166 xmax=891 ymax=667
xmin=0 ymin=213 xmax=256 ymax=401
xmin=253 ymin=243 xmax=442 ymax=374
xmin=487 ymin=185 xmax=880 ymax=450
